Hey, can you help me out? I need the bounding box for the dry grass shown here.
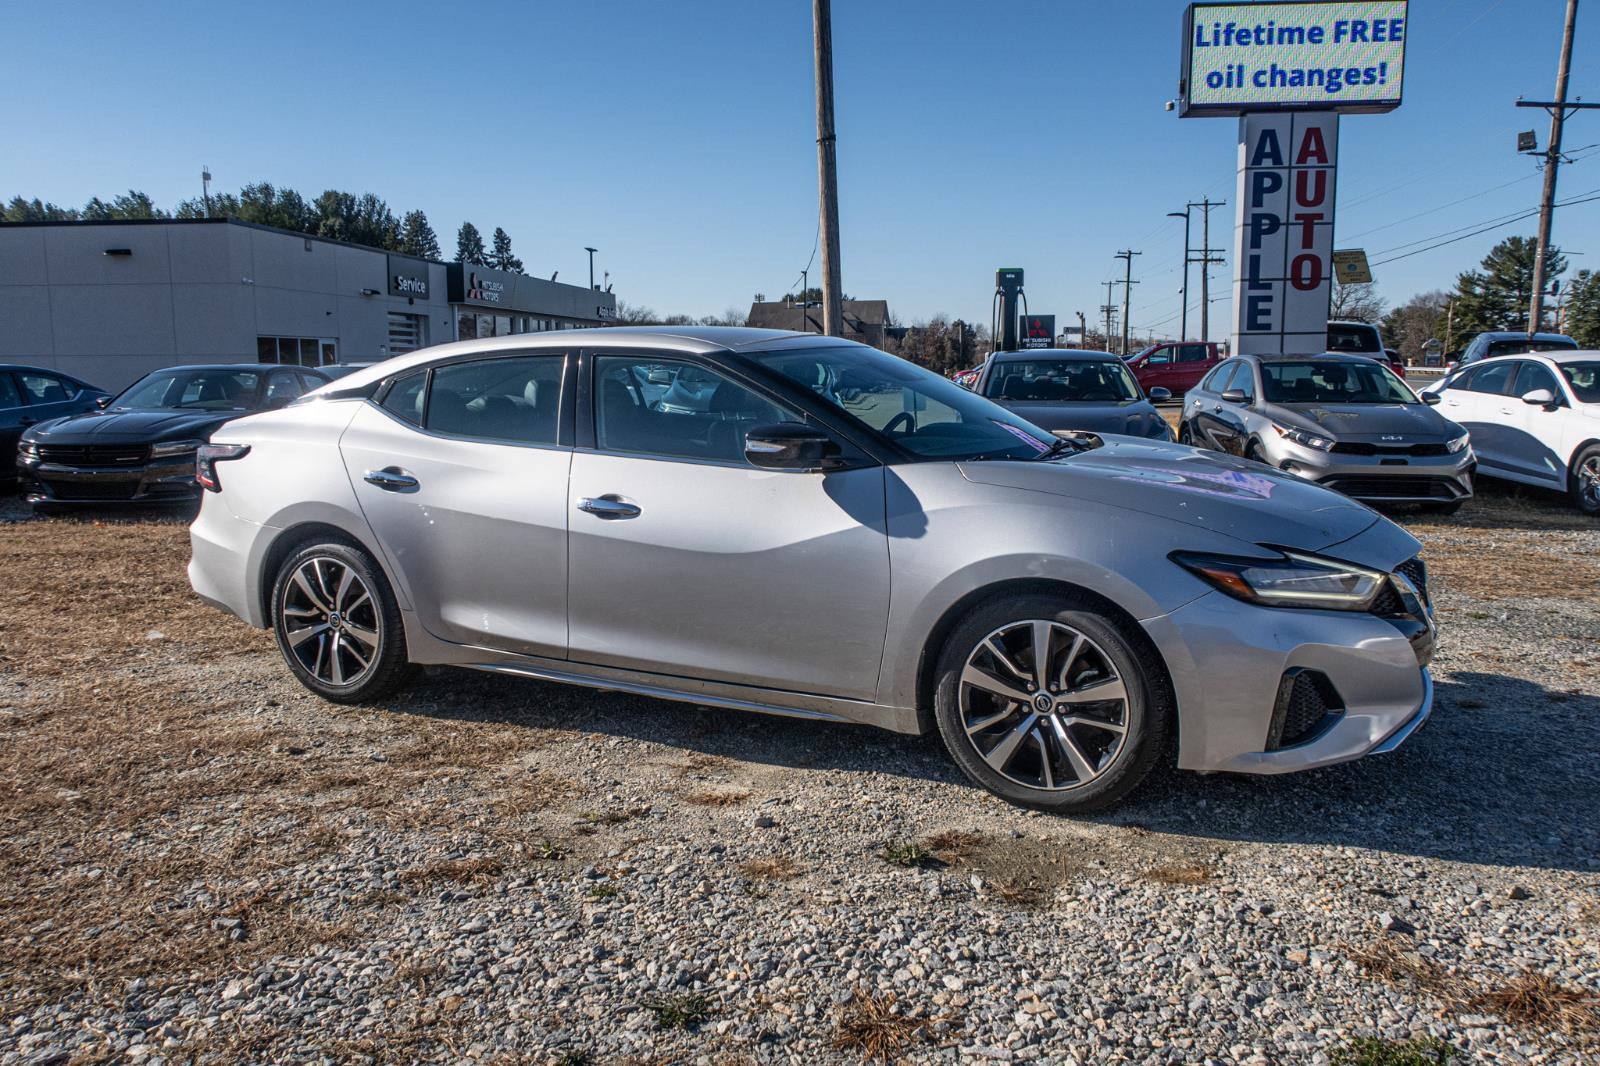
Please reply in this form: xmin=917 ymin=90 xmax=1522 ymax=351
xmin=738 ymin=855 xmax=804 ymax=881
xmin=923 ymin=829 xmax=983 ymax=860
xmin=677 ymin=789 xmax=750 ymax=807
xmin=831 ymin=987 xmax=937 ymax=1061
xmin=1143 ymin=862 xmax=1212 ymax=885
xmin=396 ymin=856 xmax=504 ymax=887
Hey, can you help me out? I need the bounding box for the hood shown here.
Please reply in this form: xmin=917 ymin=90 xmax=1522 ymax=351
xmin=22 ymin=408 xmax=238 ymax=445
xmin=959 ymin=436 xmax=1382 ymax=553
xmin=1268 ymin=402 xmax=1458 ymax=442
xmin=997 ymin=399 xmax=1169 ymax=439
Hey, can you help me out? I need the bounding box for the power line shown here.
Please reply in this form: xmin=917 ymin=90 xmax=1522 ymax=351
xmin=1369 ymin=189 xmax=1600 ymax=266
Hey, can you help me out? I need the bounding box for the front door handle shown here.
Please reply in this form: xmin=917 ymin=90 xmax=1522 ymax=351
xmin=363 ymin=467 xmax=419 ymax=492
xmin=578 ymin=494 xmax=641 ymax=519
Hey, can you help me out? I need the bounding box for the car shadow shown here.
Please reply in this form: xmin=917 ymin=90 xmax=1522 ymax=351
xmin=375 ymin=667 xmax=1598 ymax=873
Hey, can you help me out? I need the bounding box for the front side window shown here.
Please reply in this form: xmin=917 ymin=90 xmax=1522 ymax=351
xmin=1261 ymin=361 xmax=1414 ymax=404
xmin=0 ymin=374 xmax=20 ymax=409
xmin=762 ymin=346 xmax=1055 ymax=461
xmin=1560 ymin=361 xmax=1600 ymax=403
xmin=426 ymin=356 xmax=564 ymax=446
xmin=114 ymin=370 xmax=263 ymax=411
xmin=1232 ymin=363 xmax=1257 ymax=401
xmin=1513 ymin=361 xmax=1561 ymax=399
xmin=981 ymin=360 xmax=1140 ymax=403
xmin=1143 ymin=347 xmax=1172 ymax=365
xmin=595 ymin=357 xmax=798 ymax=463
xmin=1463 ymin=362 xmax=1517 ymax=396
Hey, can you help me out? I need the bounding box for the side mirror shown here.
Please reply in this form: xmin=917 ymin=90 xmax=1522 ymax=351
xmin=1521 ymin=388 xmax=1557 ymax=408
xmin=95 ymin=395 xmax=113 ymax=409
xmin=1148 ymin=386 xmax=1172 ymax=402
xmin=744 ymin=422 xmax=835 ymax=470
xmin=1422 ymin=393 xmax=1442 ymax=406
xmin=1220 ymin=388 xmax=1248 ymax=404
xmin=647 ymin=368 xmax=673 ymax=385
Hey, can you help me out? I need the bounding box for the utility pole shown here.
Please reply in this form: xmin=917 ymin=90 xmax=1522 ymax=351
xmin=1115 ymin=250 xmax=1141 ymax=356
xmin=1076 ymin=311 xmax=1087 ymax=348
xmin=813 ymin=0 xmax=845 ymax=337
xmin=585 ymin=247 xmax=598 ymax=290
xmin=1167 ymin=209 xmax=1192 ymax=340
xmin=201 ymin=165 xmax=212 ymax=219
xmin=1101 ymin=280 xmax=1118 ymax=351
xmin=1189 ymin=198 xmax=1226 ymax=343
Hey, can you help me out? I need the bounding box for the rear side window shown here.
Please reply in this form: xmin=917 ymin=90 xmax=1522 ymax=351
xmin=18 ymin=372 xmax=72 ymax=404
xmin=380 ymin=371 xmax=427 ymax=426
xmin=0 ymin=374 xmax=19 ymax=409
xmin=425 ymin=356 xmax=564 ymax=445
xmin=1177 ymin=344 xmax=1210 ymax=363
xmin=1463 ymin=362 xmax=1517 ymax=396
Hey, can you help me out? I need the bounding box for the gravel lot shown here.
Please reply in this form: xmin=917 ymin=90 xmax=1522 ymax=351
xmin=2 ymin=485 xmax=1598 ymax=1065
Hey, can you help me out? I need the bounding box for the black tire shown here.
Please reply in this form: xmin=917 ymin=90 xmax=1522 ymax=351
xmin=932 ymin=593 xmax=1173 ymax=813
xmin=1177 ymin=422 xmax=1194 ymax=446
xmin=1244 ymin=441 xmax=1266 ymax=464
xmin=270 ymin=540 xmax=414 ymax=703
xmin=1571 ymin=444 xmax=1600 ymax=516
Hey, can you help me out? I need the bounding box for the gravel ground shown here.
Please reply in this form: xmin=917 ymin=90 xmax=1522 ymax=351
xmin=1 ymin=485 xmax=1598 ymax=1065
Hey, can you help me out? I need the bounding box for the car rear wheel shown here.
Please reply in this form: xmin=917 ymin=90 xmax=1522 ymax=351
xmin=1573 ymin=445 xmax=1600 ymax=516
xmin=932 ymin=594 xmax=1172 ymax=813
xmin=1177 ymin=423 xmax=1194 ymax=446
xmin=271 ymin=541 xmax=413 ymax=703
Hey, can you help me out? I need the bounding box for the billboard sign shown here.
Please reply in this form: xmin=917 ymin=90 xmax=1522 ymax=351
xmin=1021 ymin=314 xmax=1056 ymax=349
xmin=1180 ymin=1 xmax=1407 ymax=117
xmin=1332 ymin=248 xmax=1372 ymax=284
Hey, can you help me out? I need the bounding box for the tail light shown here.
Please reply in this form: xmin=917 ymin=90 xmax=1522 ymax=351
xmin=196 ymin=443 xmax=250 ymax=492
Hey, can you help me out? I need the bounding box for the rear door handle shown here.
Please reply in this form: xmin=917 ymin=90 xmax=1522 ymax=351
xmin=363 ymin=467 xmax=419 ymax=492
xmin=578 ymin=495 xmax=641 ymax=519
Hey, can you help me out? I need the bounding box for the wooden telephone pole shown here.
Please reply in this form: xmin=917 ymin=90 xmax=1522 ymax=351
xmin=1115 ymin=250 xmax=1141 ymax=356
xmin=813 ymin=0 xmax=845 ymax=337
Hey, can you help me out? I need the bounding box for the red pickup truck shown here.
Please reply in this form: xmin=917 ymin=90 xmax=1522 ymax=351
xmin=1123 ymin=342 xmax=1222 ymax=398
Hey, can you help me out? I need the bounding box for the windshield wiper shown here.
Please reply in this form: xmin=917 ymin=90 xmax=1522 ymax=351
xmin=1031 ymin=437 xmax=1085 ymax=461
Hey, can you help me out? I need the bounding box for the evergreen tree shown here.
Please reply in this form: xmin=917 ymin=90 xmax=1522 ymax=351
xmin=3 ymin=196 xmax=79 ymax=222
xmin=456 ymin=222 xmax=487 ymax=265
xmin=81 ymin=191 xmax=167 ymax=220
xmin=398 ymin=210 xmax=441 ymax=260
xmin=313 ymin=190 xmax=400 ymax=249
xmin=489 ymin=227 xmax=523 ymax=273
xmin=1450 ymin=235 xmax=1566 ymax=342
xmin=1564 ymin=269 xmax=1600 ymax=348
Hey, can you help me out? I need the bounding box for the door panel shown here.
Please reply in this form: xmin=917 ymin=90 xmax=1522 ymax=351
xmin=1446 ymin=363 xmax=1517 ymax=475
xmin=1502 ymin=363 xmax=1570 ymax=485
xmin=339 ymin=401 xmax=571 ymax=657
xmin=566 ymin=452 xmax=890 ymax=700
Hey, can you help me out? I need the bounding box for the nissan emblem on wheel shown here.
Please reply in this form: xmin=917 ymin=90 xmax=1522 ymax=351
xmin=189 ymin=326 xmax=1437 ymax=813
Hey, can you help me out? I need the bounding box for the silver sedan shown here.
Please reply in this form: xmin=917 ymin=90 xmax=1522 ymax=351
xmin=189 ymin=328 xmax=1436 ymax=812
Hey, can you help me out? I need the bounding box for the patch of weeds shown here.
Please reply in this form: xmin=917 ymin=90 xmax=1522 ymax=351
xmin=1144 ymin=863 xmax=1211 ymax=885
xmin=831 ymin=987 xmax=934 ymax=1061
xmin=587 ymin=883 xmax=620 ymax=900
xmin=578 ymin=805 xmax=650 ymax=827
xmin=678 ymin=789 xmax=750 ymax=807
xmin=922 ymin=830 xmax=982 ymax=861
xmin=1347 ymin=938 xmax=1460 ymax=997
xmin=643 ymin=991 xmax=712 ymax=1031
xmin=534 ymin=839 xmax=565 ymax=861
xmin=1330 ymin=1036 xmax=1458 ymax=1066
xmin=1467 ymin=971 xmax=1600 ymax=1038
xmin=392 ymin=958 xmax=444 ymax=988
xmin=738 ymin=856 xmax=803 ymax=881
xmin=303 ymin=822 xmax=343 ymax=851
xmin=991 ymin=878 xmax=1047 ymax=906
xmin=396 ymin=856 xmax=503 ymax=887
xmin=880 ymin=841 xmax=939 ymax=869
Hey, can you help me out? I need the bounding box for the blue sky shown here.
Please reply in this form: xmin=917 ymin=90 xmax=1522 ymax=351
xmin=6 ymin=0 xmax=1597 ymax=338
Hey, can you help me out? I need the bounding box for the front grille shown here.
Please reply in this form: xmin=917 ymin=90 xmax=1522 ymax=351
xmin=1370 ymin=557 xmax=1430 ymax=618
xmin=1330 ymin=441 xmax=1450 ymax=457
xmin=1319 ymin=475 xmax=1458 ymax=500
xmin=35 ymin=444 xmax=149 ymax=466
xmin=39 ymin=480 xmax=139 ymax=500
xmin=1268 ymin=669 xmax=1344 ymax=749
xmin=1396 ymin=557 xmax=1429 ymax=606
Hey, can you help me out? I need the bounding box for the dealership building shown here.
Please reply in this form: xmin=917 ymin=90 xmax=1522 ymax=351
xmin=0 ymin=219 xmax=618 ymax=390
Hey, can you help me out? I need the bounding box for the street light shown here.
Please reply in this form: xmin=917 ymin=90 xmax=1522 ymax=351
xmin=584 ymin=247 xmax=598 ymax=290
xmin=1168 ymin=210 xmax=1191 ymax=342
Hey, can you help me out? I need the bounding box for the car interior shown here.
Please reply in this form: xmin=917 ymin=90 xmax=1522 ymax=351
xmin=422 ymin=357 xmax=564 ymax=446
xmin=597 ymin=358 xmax=793 ymax=462
xmin=988 ymin=362 xmax=1135 ymax=403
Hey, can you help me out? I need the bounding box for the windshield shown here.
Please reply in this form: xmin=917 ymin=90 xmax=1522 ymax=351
xmin=1261 ymin=360 xmax=1417 ymax=405
xmin=113 ymin=370 xmax=264 ymax=411
xmin=1562 ymin=362 xmax=1600 ymax=403
xmin=982 ymin=360 xmax=1141 ymax=403
xmin=761 ymin=345 xmax=1056 ymax=460
xmin=1486 ymin=338 xmax=1579 ymax=358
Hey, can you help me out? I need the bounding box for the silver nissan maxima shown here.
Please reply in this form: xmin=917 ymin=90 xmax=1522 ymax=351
xmin=188 ymin=328 xmax=1436 ymax=812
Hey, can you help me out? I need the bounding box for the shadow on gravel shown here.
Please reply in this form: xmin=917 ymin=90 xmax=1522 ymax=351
xmin=375 ymin=665 xmax=1599 ymax=874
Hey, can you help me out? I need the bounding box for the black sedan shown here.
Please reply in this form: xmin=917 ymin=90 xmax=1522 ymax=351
xmin=17 ymin=363 xmax=330 ymax=508
xmin=974 ymin=350 xmax=1173 ymax=441
xmin=2 ymin=365 xmax=110 ymax=491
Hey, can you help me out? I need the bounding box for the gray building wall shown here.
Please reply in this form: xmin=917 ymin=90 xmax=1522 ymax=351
xmin=0 ymin=220 xmax=452 ymax=390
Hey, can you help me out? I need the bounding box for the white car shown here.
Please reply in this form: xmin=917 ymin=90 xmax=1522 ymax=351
xmin=1432 ymin=351 xmax=1600 ymax=514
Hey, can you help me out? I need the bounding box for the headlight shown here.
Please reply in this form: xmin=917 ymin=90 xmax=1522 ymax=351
xmin=1446 ymin=433 xmax=1470 ymax=454
xmin=18 ymin=439 xmax=40 ymax=459
xmin=1272 ymin=424 xmax=1335 ymax=451
xmin=150 ymin=438 xmax=204 ymax=458
xmin=1170 ymin=549 xmax=1387 ymax=611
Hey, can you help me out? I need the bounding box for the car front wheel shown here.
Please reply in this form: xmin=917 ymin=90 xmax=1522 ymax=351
xmin=271 ymin=541 xmax=413 ymax=703
xmin=932 ymin=594 xmax=1172 ymax=813
xmin=1572 ymin=445 xmax=1600 ymax=516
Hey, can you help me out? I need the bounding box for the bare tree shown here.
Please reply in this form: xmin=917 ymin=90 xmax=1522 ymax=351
xmin=1329 ymin=281 xmax=1385 ymax=323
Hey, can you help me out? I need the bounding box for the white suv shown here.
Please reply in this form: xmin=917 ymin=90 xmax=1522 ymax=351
xmin=1433 ymin=352 xmax=1600 ymax=514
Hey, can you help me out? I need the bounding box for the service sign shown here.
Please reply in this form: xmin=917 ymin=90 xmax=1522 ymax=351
xmin=1180 ymin=1 xmax=1407 ymax=117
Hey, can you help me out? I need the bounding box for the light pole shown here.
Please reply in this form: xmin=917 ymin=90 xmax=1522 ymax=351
xmin=1168 ymin=210 xmax=1191 ymax=341
xmin=584 ymin=247 xmax=597 ymax=290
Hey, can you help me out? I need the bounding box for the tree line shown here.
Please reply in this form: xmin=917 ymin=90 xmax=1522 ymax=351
xmin=1 ymin=185 xmax=531 ymax=274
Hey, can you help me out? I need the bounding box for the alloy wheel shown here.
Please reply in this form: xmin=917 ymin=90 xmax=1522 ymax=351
xmin=958 ymin=619 xmax=1131 ymax=792
xmin=279 ymin=556 xmax=382 ymax=687
xmin=1580 ymin=455 xmax=1600 ymax=510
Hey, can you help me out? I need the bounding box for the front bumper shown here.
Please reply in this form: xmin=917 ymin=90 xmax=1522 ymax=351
xmin=17 ymin=452 xmax=201 ymax=505
xmin=1146 ymin=587 xmax=1436 ymax=775
xmin=1264 ymin=440 xmax=1475 ymax=503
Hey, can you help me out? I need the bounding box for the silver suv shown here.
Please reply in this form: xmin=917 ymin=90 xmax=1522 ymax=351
xmin=1179 ymin=353 xmax=1474 ymax=512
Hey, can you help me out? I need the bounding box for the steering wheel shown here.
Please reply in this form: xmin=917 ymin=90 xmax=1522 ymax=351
xmin=883 ymin=411 xmax=916 ymax=437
